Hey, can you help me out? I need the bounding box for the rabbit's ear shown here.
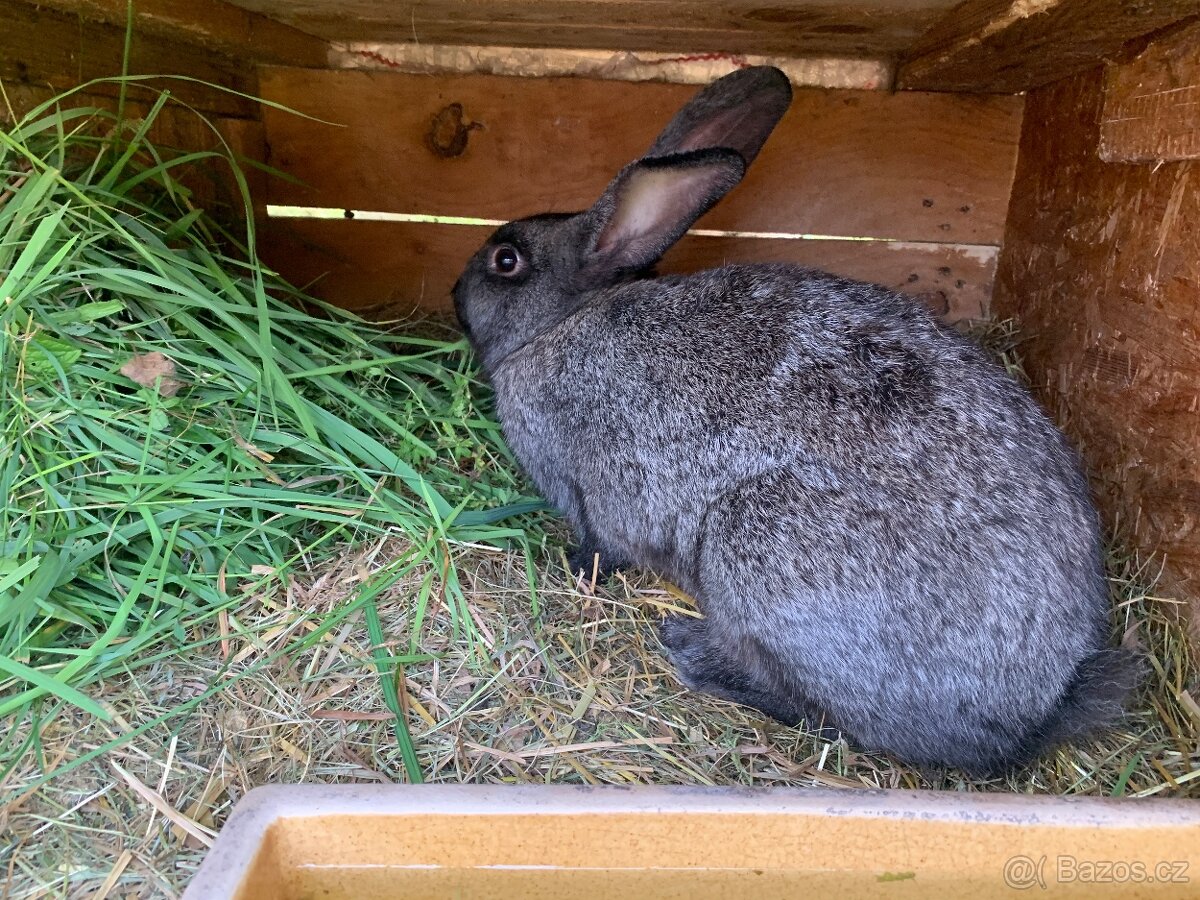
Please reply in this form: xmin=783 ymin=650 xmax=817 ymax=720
xmin=645 ymin=66 xmax=791 ymax=167
xmin=579 ymin=148 xmax=744 ymax=282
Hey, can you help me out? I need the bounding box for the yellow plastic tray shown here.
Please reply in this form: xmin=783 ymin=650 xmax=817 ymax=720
xmin=184 ymin=785 xmax=1200 ymax=898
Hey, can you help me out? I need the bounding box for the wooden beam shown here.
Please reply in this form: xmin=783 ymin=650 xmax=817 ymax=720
xmin=898 ymin=0 xmax=1198 ymax=93
xmin=1101 ymin=20 xmax=1200 ymax=163
xmin=223 ymin=0 xmax=961 ymax=60
xmin=20 ymin=0 xmax=330 ymax=68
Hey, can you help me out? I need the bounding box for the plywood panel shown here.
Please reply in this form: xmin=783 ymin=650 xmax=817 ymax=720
xmin=1101 ymin=20 xmax=1200 ymax=163
xmin=993 ymin=65 xmax=1200 ymax=629
xmin=223 ymin=0 xmax=961 ymax=59
xmin=258 ymin=68 xmax=1023 ymax=245
xmin=259 ymin=219 xmax=995 ymax=322
xmin=898 ymin=0 xmax=1198 ymax=93
xmin=0 ymin=0 xmax=257 ymax=118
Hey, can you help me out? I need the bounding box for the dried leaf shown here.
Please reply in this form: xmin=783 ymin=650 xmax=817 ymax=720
xmin=120 ymin=351 xmax=182 ymax=397
xmin=277 ymin=737 xmax=309 ymax=766
xmin=1179 ymin=690 xmax=1200 ymax=725
xmin=233 ymin=432 xmax=275 ymax=463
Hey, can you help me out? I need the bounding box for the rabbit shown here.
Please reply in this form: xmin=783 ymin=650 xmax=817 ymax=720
xmin=451 ymin=65 xmax=1139 ymax=776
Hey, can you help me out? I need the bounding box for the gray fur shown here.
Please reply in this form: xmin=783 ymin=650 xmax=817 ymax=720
xmin=451 ymin=67 xmax=1137 ymax=775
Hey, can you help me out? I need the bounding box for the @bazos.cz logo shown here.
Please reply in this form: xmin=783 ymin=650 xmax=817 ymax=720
xmin=1003 ymin=855 xmax=1191 ymax=890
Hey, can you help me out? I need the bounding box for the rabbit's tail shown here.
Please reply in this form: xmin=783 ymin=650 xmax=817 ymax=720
xmin=1035 ymin=646 xmax=1142 ymax=752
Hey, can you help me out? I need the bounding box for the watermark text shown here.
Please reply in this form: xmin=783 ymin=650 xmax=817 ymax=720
xmin=1003 ymin=855 xmax=1190 ymax=890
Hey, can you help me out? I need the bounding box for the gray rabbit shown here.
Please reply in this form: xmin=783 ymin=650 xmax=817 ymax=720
xmin=452 ymin=66 xmax=1138 ymax=775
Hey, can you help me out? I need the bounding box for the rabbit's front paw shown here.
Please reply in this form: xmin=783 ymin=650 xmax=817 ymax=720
xmin=567 ymin=543 xmax=626 ymax=580
xmin=567 ymin=544 xmax=599 ymax=575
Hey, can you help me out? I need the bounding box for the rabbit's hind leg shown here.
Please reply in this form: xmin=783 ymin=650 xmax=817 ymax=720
xmin=659 ymin=614 xmax=835 ymax=735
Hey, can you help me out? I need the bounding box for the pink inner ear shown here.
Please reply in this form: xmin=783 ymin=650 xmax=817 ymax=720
xmin=594 ymin=164 xmax=733 ymax=256
xmin=595 ymin=168 xmax=680 ymax=253
xmin=674 ymin=110 xmax=745 ymax=155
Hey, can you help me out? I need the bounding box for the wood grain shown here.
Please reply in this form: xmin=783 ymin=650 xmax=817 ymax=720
xmin=993 ymin=64 xmax=1200 ymax=630
xmin=223 ymin=0 xmax=959 ymax=58
xmin=1101 ymin=19 xmax=1200 ymax=163
xmin=259 ymin=68 xmax=1023 ymax=245
xmin=0 ymin=0 xmax=257 ymax=117
xmin=898 ymin=0 xmax=1198 ymax=93
xmin=259 ymin=219 xmax=995 ymax=322
xmin=18 ymin=0 xmax=330 ymax=68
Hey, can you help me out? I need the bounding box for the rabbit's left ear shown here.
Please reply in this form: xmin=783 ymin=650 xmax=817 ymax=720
xmin=645 ymin=66 xmax=792 ymax=167
xmin=577 ymin=148 xmax=744 ymax=284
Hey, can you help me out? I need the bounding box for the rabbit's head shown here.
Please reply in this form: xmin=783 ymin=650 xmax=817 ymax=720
xmin=453 ymin=66 xmax=792 ymax=372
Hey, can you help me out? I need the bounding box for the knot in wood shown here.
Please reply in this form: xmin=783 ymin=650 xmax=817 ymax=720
xmin=426 ymin=103 xmax=478 ymax=158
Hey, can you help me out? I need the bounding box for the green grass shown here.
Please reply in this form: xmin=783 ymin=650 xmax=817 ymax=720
xmin=0 ymin=85 xmax=543 ymax=783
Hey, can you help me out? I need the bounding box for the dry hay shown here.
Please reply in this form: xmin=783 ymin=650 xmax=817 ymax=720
xmin=3 ymin=526 xmax=1198 ymax=898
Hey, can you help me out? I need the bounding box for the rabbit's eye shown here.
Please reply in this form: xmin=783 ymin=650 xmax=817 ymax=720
xmin=489 ymin=244 xmax=524 ymax=277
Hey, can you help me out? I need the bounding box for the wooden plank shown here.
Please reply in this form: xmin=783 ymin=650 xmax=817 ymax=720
xmin=258 ymin=219 xmax=995 ymax=323
xmin=0 ymin=0 xmax=257 ymax=118
xmin=898 ymin=0 xmax=1198 ymax=93
xmin=259 ymin=68 xmax=1023 ymax=245
xmin=993 ymin=64 xmax=1200 ymax=629
xmin=23 ymin=0 xmax=330 ymax=68
xmin=1101 ymin=20 xmax=1200 ymax=163
xmin=224 ymin=0 xmax=961 ymax=58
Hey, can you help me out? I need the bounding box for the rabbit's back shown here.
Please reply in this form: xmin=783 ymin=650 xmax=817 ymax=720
xmin=498 ymin=263 xmax=1096 ymax=562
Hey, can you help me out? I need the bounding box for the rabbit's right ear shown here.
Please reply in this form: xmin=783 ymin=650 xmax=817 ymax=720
xmin=577 ymin=148 xmax=744 ymax=284
xmin=645 ymin=66 xmax=792 ymax=167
